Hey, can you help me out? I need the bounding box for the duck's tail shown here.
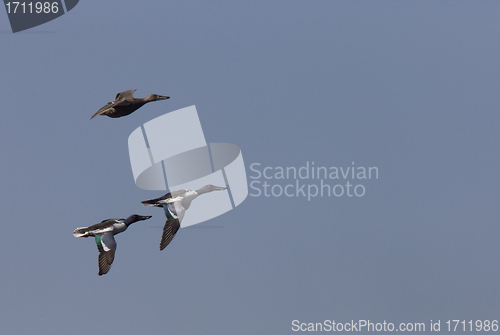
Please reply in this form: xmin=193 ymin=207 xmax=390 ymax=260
xmin=73 ymin=227 xmax=90 ymax=238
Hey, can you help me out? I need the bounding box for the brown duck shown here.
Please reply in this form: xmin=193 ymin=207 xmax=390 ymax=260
xmin=90 ymin=89 xmax=169 ymax=119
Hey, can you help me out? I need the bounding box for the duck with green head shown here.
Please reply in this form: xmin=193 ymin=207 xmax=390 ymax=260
xmin=73 ymin=214 xmax=152 ymax=275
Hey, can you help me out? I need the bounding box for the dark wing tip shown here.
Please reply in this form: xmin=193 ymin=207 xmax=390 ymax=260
xmin=141 ymin=199 xmax=162 ymax=207
xmin=97 ymin=250 xmax=115 ymax=276
xmin=90 ymin=107 xmax=107 ymax=120
xmin=160 ymin=219 xmax=180 ymax=250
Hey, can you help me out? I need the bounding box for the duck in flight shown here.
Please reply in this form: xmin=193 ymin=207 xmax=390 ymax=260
xmin=73 ymin=214 xmax=152 ymax=275
xmin=90 ymin=89 xmax=169 ymax=119
xmin=141 ymin=185 xmax=227 ymax=250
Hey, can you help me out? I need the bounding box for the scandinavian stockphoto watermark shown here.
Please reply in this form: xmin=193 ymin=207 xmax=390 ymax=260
xmin=291 ymin=319 xmax=427 ymax=332
xmin=291 ymin=319 xmax=499 ymax=332
xmin=249 ymin=161 xmax=379 ymax=201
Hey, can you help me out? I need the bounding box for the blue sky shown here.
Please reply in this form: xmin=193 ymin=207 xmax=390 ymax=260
xmin=1 ymin=1 xmax=500 ymax=334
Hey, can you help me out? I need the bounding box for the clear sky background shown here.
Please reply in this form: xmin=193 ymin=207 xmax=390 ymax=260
xmin=1 ymin=1 xmax=499 ymax=334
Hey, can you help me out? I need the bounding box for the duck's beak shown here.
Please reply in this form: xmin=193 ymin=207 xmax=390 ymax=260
xmin=215 ymin=186 xmax=227 ymax=191
xmin=139 ymin=215 xmax=152 ymax=221
xmin=157 ymin=95 xmax=169 ymax=100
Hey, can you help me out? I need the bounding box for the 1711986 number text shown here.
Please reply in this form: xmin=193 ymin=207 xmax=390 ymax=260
xmin=5 ymin=2 xmax=59 ymax=14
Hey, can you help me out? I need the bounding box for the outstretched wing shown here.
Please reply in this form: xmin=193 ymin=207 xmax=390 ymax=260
xmin=90 ymin=98 xmax=132 ymax=119
xmin=141 ymin=190 xmax=189 ymax=207
xmin=88 ymin=219 xmax=121 ymax=232
xmin=73 ymin=219 xmax=121 ymax=237
xmin=141 ymin=192 xmax=172 ymax=207
xmin=95 ymin=232 xmax=117 ymax=276
xmin=160 ymin=217 xmax=180 ymax=251
xmin=114 ymin=89 xmax=136 ymax=101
